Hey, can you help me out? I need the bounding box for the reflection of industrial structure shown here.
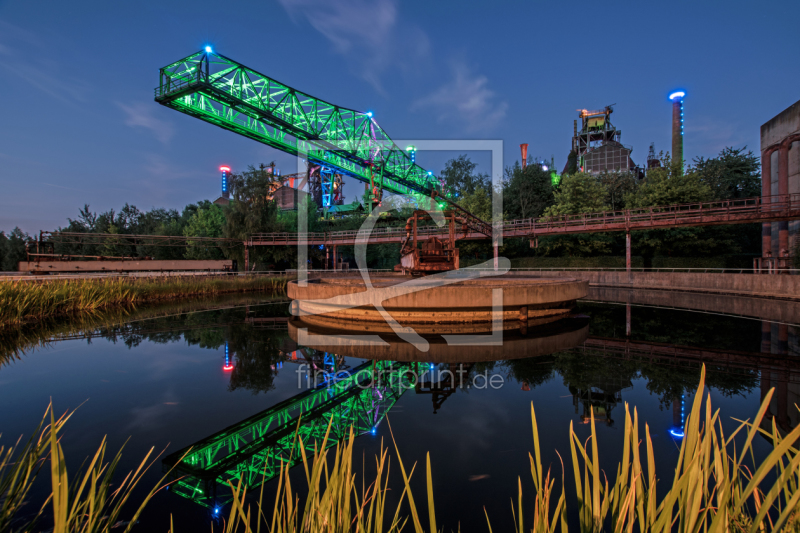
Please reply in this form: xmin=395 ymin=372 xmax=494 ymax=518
xmin=760 ymin=98 xmax=800 ymax=270
xmin=164 ymin=360 xmax=409 ymax=510
xmin=570 ymin=105 xmax=636 ymax=174
xmin=570 ymin=376 xmax=633 ymax=426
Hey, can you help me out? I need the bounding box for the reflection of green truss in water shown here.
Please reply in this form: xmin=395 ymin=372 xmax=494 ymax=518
xmin=162 ymin=360 xmax=408 ymax=509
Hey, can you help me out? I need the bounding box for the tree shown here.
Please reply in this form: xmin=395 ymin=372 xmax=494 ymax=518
xmin=692 ymin=146 xmax=761 ymax=200
xmin=543 ymin=172 xmax=608 ymax=216
xmin=440 ymin=154 xmax=488 ymax=197
xmin=624 ymin=156 xmax=712 ymax=209
xmin=184 ymin=204 xmax=226 ymax=260
xmin=565 ymin=150 xmax=578 ymax=175
xmin=0 ymin=231 xmax=6 ymax=270
xmin=2 ymin=228 xmax=31 ymax=271
xmin=624 ymin=156 xmax=735 ymax=266
xmin=597 ymin=171 xmax=638 ymax=211
xmin=224 ymin=165 xmax=299 ymax=270
xmin=503 ymin=162 xmax=555 ymax=220
xmin=540 ymin=173 xmax=611 ymax=256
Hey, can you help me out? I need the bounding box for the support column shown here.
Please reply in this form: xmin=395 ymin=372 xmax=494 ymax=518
xmin=761 ymin=150 xmax=772 ymax=259
xmin=244 ymin=247 xmax=249 ymax=273
xmin=333 ymin=245 xmax=338 ymax=271
xmin=778 ymin=145 xmax=790 ymax=262
xmin=625 ymin=231 xmax=631 ymax=277
xmin=493 ymin=243 xmax=498 ymax=271
xmin=626 ymin=303 xmax=631 ymax=337
xmin=325 ymin=246 xmax=330 ymax=270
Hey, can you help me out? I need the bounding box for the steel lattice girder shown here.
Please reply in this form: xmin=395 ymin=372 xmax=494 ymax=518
xmin=155 ymin=50 xmax=440 ymax=196
xmin=163 ymin=361 xmax=409 ymax=508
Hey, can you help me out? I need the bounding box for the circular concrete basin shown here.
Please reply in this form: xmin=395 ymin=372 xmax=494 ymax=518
xmin=287 ymin=274 xmax=588 ymax=325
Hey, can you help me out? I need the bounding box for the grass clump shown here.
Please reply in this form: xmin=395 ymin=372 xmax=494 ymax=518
xmin=0 ymin=275 xmax=288 ymax=327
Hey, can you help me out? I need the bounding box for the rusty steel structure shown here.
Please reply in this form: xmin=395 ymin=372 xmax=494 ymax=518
xmin=398 ymin=211 xmax=460 ymax=274
xmin=247 ymin=193 xmax=800 ymax=247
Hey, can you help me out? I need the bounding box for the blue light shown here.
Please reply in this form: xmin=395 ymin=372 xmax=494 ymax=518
xmin=370 ymin=427 xmax=376 ymax=435
xmin=214 ymin=507 xmax=220 ymax=514
xmin=669 ymin=91 xmax=686 ymax=100
xmin=205 ymin=46 xmax=213 ymax=53
xmin=669 ymin=429 xmax=685 ymax=438
xmin=427 ymin=171 xmax=432 ymax=176
xmin=366 ymin=111 xmax=373 ymax=117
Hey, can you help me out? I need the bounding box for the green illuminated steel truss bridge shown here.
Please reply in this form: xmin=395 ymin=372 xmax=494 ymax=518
xmin=162 ymin=360 xmax=409 ymax=509
xmin=154 ymin=50 xmax=441 ymax=197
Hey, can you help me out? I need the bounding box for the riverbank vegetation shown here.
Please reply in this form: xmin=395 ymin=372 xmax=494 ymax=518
xmin=0 ymin=292 xmax=288 ymax=366
xmin=0 ymin=275 xmax=288 ymax=328
xmin=1 ymin=369 xmax=798 ymax=532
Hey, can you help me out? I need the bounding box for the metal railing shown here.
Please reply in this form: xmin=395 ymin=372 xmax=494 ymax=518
xmin=247 ymin=194 xmax=800 ymax=245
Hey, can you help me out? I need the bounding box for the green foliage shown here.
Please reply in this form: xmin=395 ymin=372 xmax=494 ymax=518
xmin=224 ymin=165 xmax=291 ymax=270
xmin=544 ymin=172 xmax=608 ymax=216
xmin=625 ymin=156 xmax=712 ymax=209
xmin=597 ymin=171 xmax=638 ymax=211
xmin=693 ymin=146 xmax=761 ymax=199
xmin=566 ymin=150 xmax=578 ymax=175
xmin=624 ymin=157 xmax=737 ymax=264
xmin=537 ymin=173 xmax=611 ymax=257
xmin=504 ymin=162 xmax=555 ymax=219
xmin=1 ymin=228 xmax=31 ymax=271
xmin=440 ymin=154 xmax=489 ymax=196
xmin=184 ymin=203 xmax=226 ymax=259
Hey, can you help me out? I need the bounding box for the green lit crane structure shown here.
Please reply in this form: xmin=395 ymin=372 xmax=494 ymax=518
xmin=154 ymin=49 xmax=441 ymax=200
xmin=162 ymin=360 xmax=409 ymax=510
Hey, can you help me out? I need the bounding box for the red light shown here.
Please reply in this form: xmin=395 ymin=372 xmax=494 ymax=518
xmin=219 ymin=166 xmax=231 ymax=172
xmin=223 ymin=365 xmax=234 ymax=371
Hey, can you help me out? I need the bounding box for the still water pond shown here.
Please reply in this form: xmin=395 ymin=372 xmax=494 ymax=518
xmin=1 ymin=290 xmax=798 ymax=531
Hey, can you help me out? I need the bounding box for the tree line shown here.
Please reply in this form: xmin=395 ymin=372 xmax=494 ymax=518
xmin=2 ymin=146 xmax=791 ymax=272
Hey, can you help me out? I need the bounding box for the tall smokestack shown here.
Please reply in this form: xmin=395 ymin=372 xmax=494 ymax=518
xmin=520 ymin=144 xmax=528 ymax=170
xmin=669 ymin=91 xmax=685 ymax=168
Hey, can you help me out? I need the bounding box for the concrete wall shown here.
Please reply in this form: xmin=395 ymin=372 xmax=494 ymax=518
xmin=522 ymin=270 xmax=800 ymax=300
xmin=761 ymin=100 xmax=800 ymax=148
xmin=586 ymin=286 xmax=800 ymax=323
xmin=762 ymin=99 xmax=800 ymax=256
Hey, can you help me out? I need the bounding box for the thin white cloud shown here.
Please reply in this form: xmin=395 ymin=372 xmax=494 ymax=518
xmin=0 ymin=20 xmax=90 ymax=104
xmin=277 ymin=0 xmax=427 ymax=94
xmin=411 ymin=63 xmax=508 ymax=132
xmin=118 ymin=102 xmax=175 ymax=145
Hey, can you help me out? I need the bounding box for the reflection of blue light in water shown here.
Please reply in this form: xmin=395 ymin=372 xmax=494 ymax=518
xmin=223 ymin=343 xmax=233 ymax=371
xmin=670 ymin=396 xmax=686 ymax=439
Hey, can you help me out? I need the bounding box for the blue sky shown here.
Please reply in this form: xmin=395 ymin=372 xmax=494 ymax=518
xmin=1 ymin=0 xmax=798 ymax=233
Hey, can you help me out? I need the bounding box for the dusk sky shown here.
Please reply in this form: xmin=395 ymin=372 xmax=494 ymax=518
xmin=1 ymin=0 xmax=798 ymax=233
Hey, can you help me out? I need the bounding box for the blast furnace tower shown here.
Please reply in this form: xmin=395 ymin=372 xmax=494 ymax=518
xmin=571 ymin=105 xmax=635 ymax=174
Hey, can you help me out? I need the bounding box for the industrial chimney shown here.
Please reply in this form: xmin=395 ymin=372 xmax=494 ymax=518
xmin=669 ymin=91 xmax=685 ymax=168
xmin=520 ymin=144 xmax=528 ymax=170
